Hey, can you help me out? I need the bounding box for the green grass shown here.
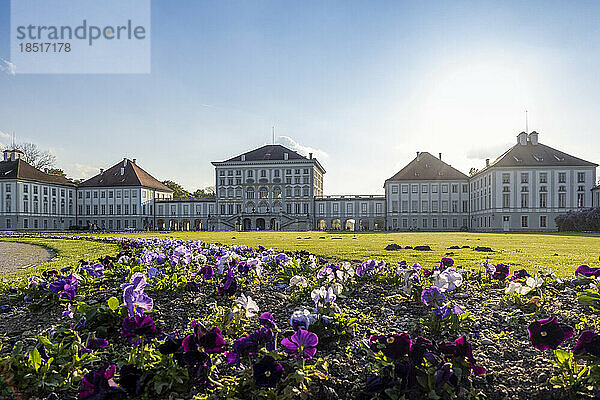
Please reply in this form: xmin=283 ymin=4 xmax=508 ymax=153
xmin=87 ymin=231 xmax=600 ymax=277
xmin=0 ymin=238 xmax=120 ymax=280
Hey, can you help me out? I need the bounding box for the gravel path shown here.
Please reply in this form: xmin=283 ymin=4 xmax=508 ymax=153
xmin=0 ymin=242 xmax=53 ymax=275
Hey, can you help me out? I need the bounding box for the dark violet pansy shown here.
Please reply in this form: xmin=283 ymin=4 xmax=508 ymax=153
xmin=183 ymin=322 xmax=225 ymax=354
xmin=252 ymin=355 xmax=284 ymax=388
xmin=200 ymin=265 xmax=214 ymax=280
xmin=528 ymin=317 xmax=574 ymax=350
xmin=82 ymin=338 xmax=109 ymax=354
xmin=177 ymin=350 xmax=212 ymax=385
xmin=435 ymin=363 xmax=458 ymax=389
xmin=119 ymin=364 xmax=145 ymax=396
xmin=573 ymin=330 xmax=600 ymax=357
xmin=440 ymin=257 xmax=454 ymax=268
xmin=432 ymin=305 xmax=463 ymax=320
xmin=369 ymin=333 xmax=412 ymax=360
xmin=260 ymin=312 xmax=277 ymax=329
xmin=365 ymin=374 xmax=395 ymax=394
xmin=217 ymin=269 xmax=237 ymax=296
xmin=281 ymin=329 xmax=318 ymax=360
xmin=78 ymin=364 xmax=119 ymax=400
xmin=439 ymin=336 xmax=486 ymax=375
xmin=575 ymin=265 xmax=600 ymax=278
xmin=48 ymin=274 xmax=78 ymax=300
xmin=421 ymin=286 xmax=446 ymax=307
xmin=0 ymin=304 xmax=12 ymax=314
xmin=158 ymin=334 xmax=183 ymax=355
xmin=492 ymin=264 xmax=509 ymax=280
xmin=510 ymin=268 xmax=531 ymax=281
xmin=121 ymin=315 xmax=160 ymax=345
xmin=122 ymin=273 xmax=153 ymax=317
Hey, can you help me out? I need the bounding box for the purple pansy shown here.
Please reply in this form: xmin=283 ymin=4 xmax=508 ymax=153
xmin=510 ymin=268 xmax=531 ymax=281
xmin=182 ymin=322 xmax=225 ymax=354
xmin=122 ymin=273 xmax=153 ymax=317
xmin=217 ymin=269 xmax=237 ymax=296
xmin=121 ymin=315 xmax=160 ymax=345
xmin=527 ymin=316 xmax=574 ymax=350
xmin=119 ymin=364 xmax=146 ymax=396
xmin=421 ymin=286 xmax=446 ymax=307
xmin=492 ymin=264 xmax=509 ymax=280
xmin=281 ymin=329 xmax=318 ymax=360
xmin=253 ymin=356 xmax=284 ymax=388
xmin=369 ymin=333 xmax=412 ymax=360
xmin=78 ymin=364 xmax=119 ymax=400
xmin=440 ymin=257 xmax=454 ymax=268
xmin=575 ymin=265 xmax=600 ymax=278
xmin=357 ymin=260 xmax=385 ymax=277
xmin=48 ymin=274 xmax=78 ymax=300
xmin=573 ymin=330 xmax=600 ymax=357
xmin=439 ymin=336 xmax=486 ymax=375
xmin=200 ymin=265 xmax=214 ymax=280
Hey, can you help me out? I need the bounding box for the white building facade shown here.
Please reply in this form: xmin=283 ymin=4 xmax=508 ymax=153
xmin=0 ymin=132 xmax=597 ymax=232
xmin=469 ymin=132 xmax=597 ymax=231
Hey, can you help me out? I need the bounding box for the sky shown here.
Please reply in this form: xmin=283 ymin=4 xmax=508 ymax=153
xmin=1 ymin=0 xmax=599 ymax=194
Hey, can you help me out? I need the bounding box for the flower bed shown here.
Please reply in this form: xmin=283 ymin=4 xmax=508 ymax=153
xmin=0 ymin=237 xmax=599 ymax=399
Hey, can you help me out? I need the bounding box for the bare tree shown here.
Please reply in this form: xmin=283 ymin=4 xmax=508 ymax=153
xmin=14 ymin=142 xmax=56 ymax=169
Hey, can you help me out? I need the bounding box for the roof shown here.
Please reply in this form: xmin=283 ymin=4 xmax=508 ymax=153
xmin=474 ymin=142 xmax=598 ymax=175
xmin=221 ymin=144 xmax=306 ymax=163
xmin=0 ymin=159 xmax=76 ymax=186
xmin=79 ymin=159 xmax=173 ymax=192
xmin=385 ymin=152 xmax=469 ymax=182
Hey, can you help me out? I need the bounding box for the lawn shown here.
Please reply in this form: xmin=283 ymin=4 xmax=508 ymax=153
xmin=86 ymin=231 xmax=600 ymax=277
xmin=0 ymin=237 xmax=120 ymax=280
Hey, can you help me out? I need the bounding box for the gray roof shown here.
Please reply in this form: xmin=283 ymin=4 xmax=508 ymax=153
xmin=474 ymin=141 xmax=598 ymax=175
xmin=386 ymin=152 xmax=469 ymax=182
xmin=221 ymin=144 xmax=305 ymax=162
xmin=79 ymin=159 xmax=173 ymax=192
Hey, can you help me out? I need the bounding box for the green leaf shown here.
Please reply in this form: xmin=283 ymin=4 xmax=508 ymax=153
xmin=107 ymin=297 xmax=120 ymax=311
xmin=554 ymin=349 xmax=571 ymax=365
xmin=28 ymin=347 xmax=41 ymax=371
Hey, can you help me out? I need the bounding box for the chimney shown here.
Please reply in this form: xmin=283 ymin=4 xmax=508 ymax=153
xmin=132 ymin=158 xmax=136 ymax=164
xmin=100 ymin=168 xmax=104 ymax=175
xmin=284 ymin=152 xmax=289 ymax=160
xmin=529 ymin=131 xmax=539 ymax=145
xmin=416 ymin=151 xmax=420 ymax=161
xmin=241 ymin=155 xmax=246 ymax=161
xmin=517 ymin=131 xmax=528 ymax=146
xmin=485 ymin=159 xmax=490 ymax=167
xmin=120 ymin=167 xmax=125 ymax=176
xmin=3 ymin=149 xmax=9 ymax=161
xmin=309 ymin=152 xmax=313 ymax=159
xmin=438 ymin=152 xmax=442 ymax=160
xmin=123 ymin=158 xmax=127 ymax=166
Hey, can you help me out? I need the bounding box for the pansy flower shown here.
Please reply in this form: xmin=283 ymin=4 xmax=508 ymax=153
xmin=573 ymin=330 xmax=600 ymax=357
xmin=528 ymin=316 xmax=574 ymax=350
xmin=369 ymin=333 xmax=412 ymax=360
xmin=281 ymin=329 xmax=318 ymax=360
xmin=121 ymin=315 xmax=160 ymax=346
xmin=253 ymin=356 xmax=284 ymax=388
xmin=217 ymin=269 xmax=237 ymax=296
xmin=78 ymin=364 xmax=119 ymax=400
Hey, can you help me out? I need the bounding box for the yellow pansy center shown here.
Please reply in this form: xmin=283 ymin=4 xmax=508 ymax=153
xmin=387 ymin=337 xmax=395 ymax=344
xmin=265 ymin=371 xmax=271 ymax=377
xmin=540 ymin=331 xmax=547 ymax=337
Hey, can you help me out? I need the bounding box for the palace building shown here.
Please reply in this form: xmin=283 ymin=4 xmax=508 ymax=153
xmin=0 ymin=131 xmax=597 ymax=232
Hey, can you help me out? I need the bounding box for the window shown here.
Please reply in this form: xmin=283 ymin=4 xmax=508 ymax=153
xmin=421 ymin=201 xmax=428 ymax=212
xmin=295 ymin=169 xmax=300 ymax=175
xmin=422 ymin=185 xmax=428 ymax=193
xmin=248 ymin=170 xmax=253 ymax=177
xmin=402 ymin=219 xmax=408 ymax=228
xmin=391 ymin=185 xmax=398 ymax=194
xmin=452 ymin=200 xmax=458 ymax=213
xmin=520 ymin=173 xmax=528 ymax=183
xmin=303 ymin=169 xmax=309 ymax=174
xmin=411 ymin=200 xmax=418 ymax=212
xmin=432 ymin=201 xmax=439 ymax=212
xmin=422 ymin=219 xmax=428 ymax=228
xmin=392 ymin=201 xmax=398 ymax=213
xmin=432 ymin=219 xmax=438 ymax=228
xmin=521 ymin=216 xmax=528 ymax=228
xmin=411 ymin=185 xmax=418 ymax=194
xmin=462 ymin=200 xmax=468 ymax=213
xmin=441 ymin=185 xmax=448 ymax=193
xmin=462 ymin=184 xmax=468 ymax=193
xmin=246 ymin=188 xmax=255 ymax=199
xmin=578 ymin=172 xmax=585 ymax=183
xmin=376 ymin=203 xmax=382 ymax=213
xmin=558 ymin=172 xmax=566 ymax=183
xmin=361 ymin=203 xmax=367 ymax=213
xmin=441 ymin=200 xmax=448 ymax=212
xmin=442 ymin=218 xmax=448 ymax=228
xmin=540 ymin=216 xmax=547 ymax=228
xmin=539 ymin=193 xmax=547 ymax=208
xmin=401 ymin=200 xmax=408 ymax=212
xmin=452 ymin=184 xmax=458 ymax=193
xmin=332 ymin=203 xmax=339 ymax=213
xmin=558 ymin=193 xmax=566 ymax=208
xmin=521 ymin=193 xmax=528 ymax=208
xmin=503 ymin=194 xmax=510 ymax=208
xmin=402 ymin=185 xmax=408 ymax=194
xmin=346 ymin=203 xmax=353 ymax=214
xmin=578 ymin=193 xmax=585 ymax=208
xmin=432 ymin=185 xmax=438 ymax=193
xmin=319 ymin=203 xmax=325 ymax=214
xmin=539 ymin=173 xmax=547 ymax=184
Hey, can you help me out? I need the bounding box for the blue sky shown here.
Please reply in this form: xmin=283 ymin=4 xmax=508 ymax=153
xmin=1 ymin=0 xmax=599 ymax=194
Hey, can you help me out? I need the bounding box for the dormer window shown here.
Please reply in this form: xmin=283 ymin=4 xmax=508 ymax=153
xmin=533 ymin=155 xmax=544 ymax=162
xmin=554 ymin=155 xmax=565 ymax=161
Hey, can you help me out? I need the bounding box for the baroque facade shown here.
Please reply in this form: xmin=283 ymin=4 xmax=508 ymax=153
xmin=0 ymin=131 xmax=597 ymax=232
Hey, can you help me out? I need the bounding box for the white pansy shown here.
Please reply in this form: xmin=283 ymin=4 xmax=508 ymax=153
xmin=290 ymin=275 xmax=308 ymax=288
xmin=235 ymin=293 xmax=260 ymax=318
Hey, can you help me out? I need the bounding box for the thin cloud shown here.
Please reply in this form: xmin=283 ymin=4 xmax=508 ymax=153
xmin=0 ymin=58 xmax=16 ymax=76
xmin=277 ymin=135 xmax=329 ymax=160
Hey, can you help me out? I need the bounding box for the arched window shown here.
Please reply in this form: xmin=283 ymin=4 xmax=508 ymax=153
xmin=259 ymin=187 xmax=268 ymax=199
xmin=246 ymin=187 xmax=255 ymax=199
xmin=273 ymin=186 xmax=281 ymax=199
